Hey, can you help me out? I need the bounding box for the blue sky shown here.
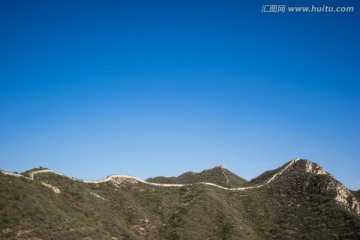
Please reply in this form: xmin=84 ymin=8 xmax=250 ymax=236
xmin=1 ymin=0 xmax=359 ymax=189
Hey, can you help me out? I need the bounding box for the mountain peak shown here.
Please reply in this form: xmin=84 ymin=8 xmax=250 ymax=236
xmin=265 ymin=159 xmax=360 ymax=215
xmin=147 ymin=165 xmax=247 ymax=188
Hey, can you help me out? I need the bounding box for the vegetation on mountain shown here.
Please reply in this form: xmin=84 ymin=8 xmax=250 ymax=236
xmin=352 ymin=190 xmax=360 ymax=201
xmin=0 ymin=159 xmax=359 ymax=239
xmin=244 ymin=162 xmax=289 ymax=186
xmin=21 ymin=167 xmax=48 ymax=177
xmin=147 ymin=166 xmax=247 ymax=188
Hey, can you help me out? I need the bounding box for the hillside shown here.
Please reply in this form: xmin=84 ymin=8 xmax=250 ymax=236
xmin=352 ymin=190 xmax=360 ymax=202
xmin=1 ymin=158 xmax=360 ymax=239
xmin=147 ymin=165 xmax=247 ymax=188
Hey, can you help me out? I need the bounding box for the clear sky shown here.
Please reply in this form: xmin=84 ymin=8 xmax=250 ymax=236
xmin=1 ymin=0 xmax=359 ymax=189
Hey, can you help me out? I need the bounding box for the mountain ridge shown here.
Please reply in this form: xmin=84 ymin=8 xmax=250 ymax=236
xmin=0 ymin=158 xmax=313 ymax=187
xmin=1 ymin=158 xmax=359 ymax=214
xmin=0 ymin=158 xmax=302 ymax=189
xmin=1 ymin=158 xmax=360 ymax=239
xmin=146 ymin=165 xmax=247 ymax=188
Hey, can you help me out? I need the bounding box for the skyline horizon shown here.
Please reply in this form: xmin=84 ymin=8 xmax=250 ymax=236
xmin=1 ymin=157 xmax=356 ymax=190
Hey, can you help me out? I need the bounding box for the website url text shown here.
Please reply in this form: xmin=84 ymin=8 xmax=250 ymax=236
xmin=261 ymin=5 xmax=355 ymax=13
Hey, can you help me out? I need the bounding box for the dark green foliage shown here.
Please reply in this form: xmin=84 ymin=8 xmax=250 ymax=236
xmin=246 ymin=161 xmax=290 ymax=186
xmin=1 ymin=160 xmax=359 ymax=239
xmin=21 ymin=167 xmax=48 ymax=177
xmin=351 ymin=190 xmax=360 ymax=201
xmin=147 ymin=166 xmax=247 ymax=187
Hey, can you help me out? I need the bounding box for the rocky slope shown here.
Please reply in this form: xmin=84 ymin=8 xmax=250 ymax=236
xmin=0 ymin=159 xmax=359 ymax=239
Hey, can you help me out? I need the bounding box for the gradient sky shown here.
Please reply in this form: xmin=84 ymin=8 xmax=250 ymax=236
xmin=1 ymin=0 xmax=359 ymax=189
